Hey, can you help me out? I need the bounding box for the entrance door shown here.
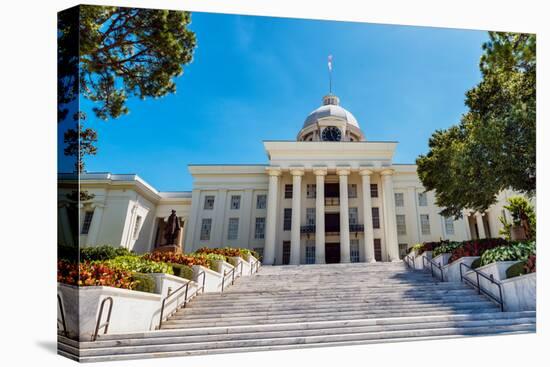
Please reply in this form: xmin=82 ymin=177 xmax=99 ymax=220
xmin=325 ymin=243 xmax=340 ymax=263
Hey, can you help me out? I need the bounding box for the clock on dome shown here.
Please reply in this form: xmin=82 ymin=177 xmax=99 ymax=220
xmin=321 ymin=126 xmax=342 ymax=141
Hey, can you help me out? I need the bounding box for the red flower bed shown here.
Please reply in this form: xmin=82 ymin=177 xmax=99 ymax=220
xmin=57 ymin=260 xmax=137 ymax=289
xmin=448 ymin=238 xmax=508 ymax=263
xmin=143 ymin=251 xmax=209 ymax=267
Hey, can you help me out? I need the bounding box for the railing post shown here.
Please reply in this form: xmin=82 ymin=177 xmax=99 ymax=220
xmin=476 ymin=272 xmax=481 ymax=294
xmin=222 ymin=269 xmax=226 ymax=292
xmin=183 ymin=282 xmax=189 ymax=308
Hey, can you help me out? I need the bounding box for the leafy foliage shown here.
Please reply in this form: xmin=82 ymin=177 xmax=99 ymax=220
xmin=448 ymin=238 xmax=508 ymax=263
xmin=499 ymin=196 xmax=536 ymax=240
xmin=58 ymin=5 xmax=197 ymax=171
xmin=417 ymin=32 xmax=536 ymax=218
xmin=432 ymin=242 xmax=462 ymax=258
xmin=480 ymin=242 xmax=536 ymax=266
xmin=196 ymin=247 xmax=260 ymax=260
xmin=170 ymin=263 xmax=194 ymax=280
xmin=101 ymin=255 xmax=173 ymax=274
xmin=471 ymin=258 xmax=481 ymax=269
xmin=80 ymin=245 xmax=134 ymax=261
xmin=409 ymin=243 xmax=424 ymax=254
xmin=143 ymin=251 xmax=210 ymax=268
xmin=505 ymin=254 xmax=536 ymax=278
xmin=58 ymin=260 xmax=137 ymax=289
xmin=132 ymin=273 xmax=156 ymax=293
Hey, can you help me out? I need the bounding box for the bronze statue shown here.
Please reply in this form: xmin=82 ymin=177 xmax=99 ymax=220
xmin=164 ymin=209 xmax=181 ymax=245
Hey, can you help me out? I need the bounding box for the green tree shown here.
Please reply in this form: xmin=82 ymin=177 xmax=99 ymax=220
xmin=58 ymin=5 xmax=197 ymax=171
xmin=417 ymin=32 xmax=536 ymax=218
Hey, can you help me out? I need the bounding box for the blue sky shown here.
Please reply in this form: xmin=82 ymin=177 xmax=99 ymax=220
xmin=82 ymin=11 xmax=488 ymax=192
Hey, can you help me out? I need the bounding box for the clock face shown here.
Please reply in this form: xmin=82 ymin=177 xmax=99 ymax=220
xmin=322 ymin=126 xmax=342 ymax=142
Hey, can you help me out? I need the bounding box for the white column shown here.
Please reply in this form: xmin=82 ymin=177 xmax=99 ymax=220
xmin=359 ymin=169 xmax=375 ymax=263
xmin=290 ymin=168 xmax=304 ymax=265
xmin=86 ymin=204 xmax=104 ymax=246
xmin=381 ymin=169 xmax=400 ymax=261
xmin=314 ymin=168 xmax=327 ymax=264
xmin=476 ymin=212 xmax=487 ymax=239
xmin=264 ymin=168 xmax=281 ymax=265
xmin=338 ymin=168 xmax=351 ymax=263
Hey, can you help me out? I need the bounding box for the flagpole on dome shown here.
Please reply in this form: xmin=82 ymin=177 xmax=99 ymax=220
xmin=328 ymin=54 xmax=333 ymax=95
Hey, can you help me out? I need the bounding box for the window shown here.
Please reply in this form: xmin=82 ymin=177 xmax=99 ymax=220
xmin=230 ymin=195 xmax=241 ymax=210
xmin=420 ymin=214 xmax=431 ymax=235
xmin=396 ymin=214 xmax=407 ymax=235
xmin=398 ymin=243 xmax=408 ymax=259
xmin=350 ymin=239 xmax=360 ymax=263
xmin=282 ymin=241 xmax=290 ymax=265
xmin=284 ymin=184 xmax=293 ymax=199
xmin=204 ymin=195 xmax=215 ymax=210
xmin=306 ymin=208 xmax=316 ymax=226
xmin=418 ymin=192 xmax=428 ymax=207
xmin=305 ymin=240 xmax=315 ymax=264
xmin=349 ymin=207 xmax=358 ymax=225
xmin=394 ymin=192 xmax=404 ymax=207
xmin=133 ymin=215 xmax=142 ymax=239
xmin=445 ymin=217 xmax=455 ymax=235
xmin=255 ymin=217 xmax=266 ymax=239
xmin=306 ymin=184 xmax=316 ymax=198
xmin=253 ymin=247 xmax=264 ymax=259
xmin=348 ymin=184 xmax=357 ymax=198
xmin=81 ymin=211 xmax=94 ymax=234
xmin=372 ymin=207 xmax=380 ymax=229
xmin=283 ymin=208 xmax=292 ymax=231
xmin=256 ymin=194 xmax=267 ymax=209
xmin=227 ymin=218 xmax=239 ymax=240
xmin=370 ymin=184 xmax=378 ymax=198
xmin=200 ymin=218 xmax=212 ymax=240
xmin=374 ymin=239 xmax=382 ymax=261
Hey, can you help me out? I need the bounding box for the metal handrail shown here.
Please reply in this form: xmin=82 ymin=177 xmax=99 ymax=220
xmin=57 ymin=294 xmax=67 ymax=337
xmin=422 ymin=255 xmax=444 ymax=281
xmin=92 ymin=297 xmax=113 ymax=341
xmin=460 ymin=263 xmax=504 ymax=312
xmin=158 ymin=270 xmax=206 ymax=329
xmin=221 ymin=260 xmax=243 ymax=292
xmin=404 ymin=255 xmax=415 ymax=270
xmin=250 ymin=258 xmax=261 ymax=275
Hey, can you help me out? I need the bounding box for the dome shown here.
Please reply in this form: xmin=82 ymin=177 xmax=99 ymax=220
xmin=303 ymin=94 xmax=360 ymax=129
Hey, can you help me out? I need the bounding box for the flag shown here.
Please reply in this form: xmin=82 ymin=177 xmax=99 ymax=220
xmin=328 ymin=54 xmax=333 ymax=71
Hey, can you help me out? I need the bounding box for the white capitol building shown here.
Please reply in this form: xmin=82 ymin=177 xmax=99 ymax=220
xmin=60 ymin=93 xmax=516 ymax=264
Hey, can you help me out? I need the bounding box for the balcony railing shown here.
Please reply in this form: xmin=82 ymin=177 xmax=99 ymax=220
xmin=300 ymin=225 xmax=315 ymax=234
xmin=324 ymin=197 xmax=340 ymax=206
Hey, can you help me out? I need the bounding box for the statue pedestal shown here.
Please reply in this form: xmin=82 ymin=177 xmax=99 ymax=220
xmin=153 ymin=245 xmax=182 ymax=254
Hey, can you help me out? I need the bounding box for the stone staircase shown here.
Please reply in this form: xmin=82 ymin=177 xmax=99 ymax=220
xmin=58 ymin=262 xmax=536 ymax=362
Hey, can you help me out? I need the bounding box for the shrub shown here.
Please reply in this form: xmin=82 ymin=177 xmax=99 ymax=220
xmin=143 ymin=251 xmax=210 ymax=268
xmin=432 ymin=242 xmax=462 ymax=258
xmin=196 ymin=247 xmax=259 ymax=260
xmin=471 ymin=258 xmax=481 ymax=269
xmin=133 ymin=273 xmax=156 ymax=293
xmin=480 ymin=242 xmax=536 ymax=267
xmin=506 ymin=254 xmax=536 ymax=279
xmin=58 ymin=244 xmax=79 ymax=262
xmin=80 ymin=245 xmax=134 ymax=261
xmin=57 ymin=260 xmax=137 ymax=289
xmin=448 ymin=238 xmax=508 ymax=263
xmin=102 ymin=255 xmax=173 ymax=274
xmin=410 ymin=243 xmax=424 ymax=254
xmin=170 ymin=263 xmax=194 ymax=280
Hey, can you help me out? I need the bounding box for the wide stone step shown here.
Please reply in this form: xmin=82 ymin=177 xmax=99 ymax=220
xmin=190 ymin=290 xmax=482 ymax=306
xmin=178 ymin=299 xmax=496 ymax=316
xmin=67 ymin=316 xmax=534 ymax=350
xmin=62 ymin=323 xmax=534 ymax=359
xmin=162 ymin=307 xmax=502 ymax=328
xmin=93 ymin=311 xmax=536 ymax=340
xmin=213 ymin=283 xmax=471 ymax=296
